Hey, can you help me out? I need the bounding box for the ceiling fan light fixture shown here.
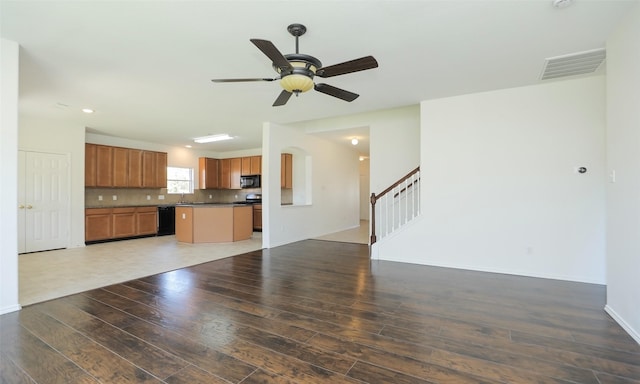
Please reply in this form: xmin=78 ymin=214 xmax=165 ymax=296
xmin=280 ymin=74 xmax=314 ymax=93
xmin=193 ymin=133 xmax=233 ymax=143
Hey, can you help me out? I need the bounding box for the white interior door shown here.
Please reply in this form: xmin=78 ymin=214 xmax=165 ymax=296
xmin=18 ymin=151 xmax=70 ymax=253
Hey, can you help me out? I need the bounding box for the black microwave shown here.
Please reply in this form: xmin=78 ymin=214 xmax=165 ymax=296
xmin=240 ymin=175 xmax=261 ymax=189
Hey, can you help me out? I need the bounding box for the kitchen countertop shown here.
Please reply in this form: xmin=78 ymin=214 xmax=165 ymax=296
xmin=176 ymin=202 xmax=243 ymax=207
xmin=85 ymin=204 xmax=162 ymax=209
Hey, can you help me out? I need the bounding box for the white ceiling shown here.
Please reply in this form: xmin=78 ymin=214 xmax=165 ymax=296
xmin=1 ymin=0 xmax=636 ymax=155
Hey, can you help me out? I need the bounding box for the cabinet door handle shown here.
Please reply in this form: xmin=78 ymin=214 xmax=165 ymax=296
xmin=26 ymin=205 xmax=33 ymax=209
xmin=18 ymin=204 xmax=25 ymax=209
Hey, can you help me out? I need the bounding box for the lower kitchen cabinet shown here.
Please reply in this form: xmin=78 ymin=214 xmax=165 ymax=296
xmin=176 ymin=205 xmax=252 ymax=243
xmin=136 ymin=206 xmax=159 ymax=235
xmin=86 ymin=206 xmax=158 ymax=243
xmin=85 ymin=208 xmax=112 ymax=242
xmin=253 ymin=204 xmax=262 ymax=231
xmin=112 ymin=207 xmax=137 ymax=238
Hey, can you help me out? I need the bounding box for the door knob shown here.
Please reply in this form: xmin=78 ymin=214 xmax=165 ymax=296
xmin=18 ymin=204 xmax=24 ymax=209
xmin=26 ymin=205 xmax=33 ymax=209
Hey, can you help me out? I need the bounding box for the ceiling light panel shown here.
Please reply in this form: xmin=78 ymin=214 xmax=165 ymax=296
xmin=193 ymin=134 xmax=233 ymax=143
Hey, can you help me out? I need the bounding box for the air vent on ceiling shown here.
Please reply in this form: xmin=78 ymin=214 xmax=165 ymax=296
xmin=540 ymin=48 xmax=606 ymax=80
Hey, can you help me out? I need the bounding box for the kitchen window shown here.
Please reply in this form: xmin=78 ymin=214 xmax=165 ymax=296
xmin=167 ymin=167 xmax=194 ymax=194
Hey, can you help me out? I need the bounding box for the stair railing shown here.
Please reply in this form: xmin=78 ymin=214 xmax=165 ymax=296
xmin=370 ymin=166 xmax=420 ymax=244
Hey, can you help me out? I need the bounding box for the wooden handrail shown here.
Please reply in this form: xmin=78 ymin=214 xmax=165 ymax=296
xmin=370 ymin=166 xmax=420 ymax=244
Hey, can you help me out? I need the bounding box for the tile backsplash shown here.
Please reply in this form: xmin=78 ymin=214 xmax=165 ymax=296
xmin=85 ymin=188 xmax=262 ymax=207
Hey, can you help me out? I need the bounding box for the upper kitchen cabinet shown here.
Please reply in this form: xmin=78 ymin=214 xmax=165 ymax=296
xmin=96 ymin=145 xmax=114 ymax=187
xmin=198 ymin=157 xmax=219 ymax=189
xmin=200 ymin=155 xmax=261 ymax=190
xmin=112 ymin=147 xmax=129 ymax=187
xmin=142 ymin=150 xmax=167 ymax=188
xmin=85 ymin=143 xmax=97 ymax=187
xmin=230 ymin=158 xmax=242 ymax=189
xmin=128 ymin=149 xmax=143 ymax=188
xmin=281 ymin=153 xmax=292 ymax=189
xmin=85 ymin=143 xmax=167 ymax=188
xmin=219 ymin=158 xmax=231 ymax=189
xmin=241 ymin=156 xmax=262 ymax=176
xmin=155 ymin=151 xmax=167 ymax=188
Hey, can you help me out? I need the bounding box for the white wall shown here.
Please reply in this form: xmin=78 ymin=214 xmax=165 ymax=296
xmin=359 ymin=158 xmax=370 ymax=220
xmin=605 ymin=3 xmax=640 ymax=343
xmin=378 ymin=76 xmax=607 ymax=284
xmin=291 ymin=105 xmax=421 ymax=194
xmin=262 ymin=122 xmax=360 ymax=248
xmin=0 ymin=39 xmax=21 ymax=314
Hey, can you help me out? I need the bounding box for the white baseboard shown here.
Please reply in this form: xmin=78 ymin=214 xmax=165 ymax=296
xmin=0 ymin=304 xmax=21 ymax=315
xmin=605 ymin=304 xmax=640 ymax=345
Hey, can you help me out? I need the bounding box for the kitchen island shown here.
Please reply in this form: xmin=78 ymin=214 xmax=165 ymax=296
xmin=175 ymin=204 xmax=253 ymax=243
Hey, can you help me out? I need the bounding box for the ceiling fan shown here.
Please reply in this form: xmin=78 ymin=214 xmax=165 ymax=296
xmin=211 ymin=23 xmax=378 ymax=106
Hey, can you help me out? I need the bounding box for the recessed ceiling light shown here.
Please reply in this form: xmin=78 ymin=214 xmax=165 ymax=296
xmin=82 ymin=108 xmax=94 ymax=114
xmin=193 ymin=133 xmax=233 ymax=143
xmin=185 ymin=145 xmax=192 ymax=148
xmin=351 ymin=138 xmax=359 ymax=145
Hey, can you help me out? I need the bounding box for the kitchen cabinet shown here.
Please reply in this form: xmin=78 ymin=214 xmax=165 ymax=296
xmin=112 ymin=207 xmax=136 ymax=238
xmin=253 ymin=204 xmax=262 ymax=231
xmin=155 ymin=151 xmax=167 ymax=188
xmin=142 ymin=150 xmax=167 ymax=188
xmin=241 ymin=156 xmax=262 ymax=176
xmin=281 ymin=153 xmax=292 ymax=189
xmin=85 ymin=208 xmax=113 ymax=242
xmin=176 ymin=205 xmax=252 ymax=243
xmin=85 ymin=143 xmax=166 ymax=189
xmin=96 ymin=145 xmax=114 ymax=187
xmin=250 ymin=156 xmax=261 ymax=175
xmin=230 ymin=157 xmax=242 ymax=189
xmin=241 ymin=157 xmax=252 ymax=176
xmin=198 ymin=157 xmax=219 ymax=189
xmin=113 ymin=147 xmax=129 ymax=187
xmin=136 ymin=206 xmax=158 ymax=235
xmin=85 ymin=143 xmax=97 ymax=187
xmin=85 ymin=206 xmax=158 ymax=243
xmin=128 ymin=149 xmax=143 ymax=188
xmin=142 ymin=151 xmax=156 ymax=187
xmin=219 ymin=158 xmax=231 ymax=189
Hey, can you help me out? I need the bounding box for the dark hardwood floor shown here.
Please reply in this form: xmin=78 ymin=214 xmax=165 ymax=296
xmin=1 ymin=239 xmax=639 ymax=383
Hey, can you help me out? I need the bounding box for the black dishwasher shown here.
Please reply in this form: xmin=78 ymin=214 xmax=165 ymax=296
xmin=157 ymin=205 xmax=175 ymax=236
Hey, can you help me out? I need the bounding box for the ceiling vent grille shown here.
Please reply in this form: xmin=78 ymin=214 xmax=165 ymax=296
xmin=540 ymin=48 xmax=606 ymax=80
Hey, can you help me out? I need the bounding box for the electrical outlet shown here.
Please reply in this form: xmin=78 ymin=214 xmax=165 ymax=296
xmin=112 ymin=195 xmax=117 ymax=201
xmin=209 ymin=194 xmax=212 ymax=199
xmin=146 ymin=195 xmax=151 ymax=200
xmin=98 ymin=195 xmax=103 ymax=201
xmin=158 ymin=195 xmax=165 ymax=200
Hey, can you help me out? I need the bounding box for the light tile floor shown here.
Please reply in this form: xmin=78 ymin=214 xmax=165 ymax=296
xmin=19 ymin=221 xmax=368 ymax=306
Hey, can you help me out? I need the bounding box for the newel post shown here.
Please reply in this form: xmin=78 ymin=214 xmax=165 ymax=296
xmin=370 ymin=192 xmax=377 ymax=244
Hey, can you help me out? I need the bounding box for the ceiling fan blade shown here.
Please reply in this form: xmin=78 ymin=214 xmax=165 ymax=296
xmin=250 ymin=39 xmax=293 ymax=71
xmin=211 ymin=78 xmax=277 ymax=83
xmin=316 ymin=56 xmax=378 ymax=78
xmin=314 ymin=83 xmax=359 ymax=102
xmin=273 ymin=90 xmax=293 ymax=106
